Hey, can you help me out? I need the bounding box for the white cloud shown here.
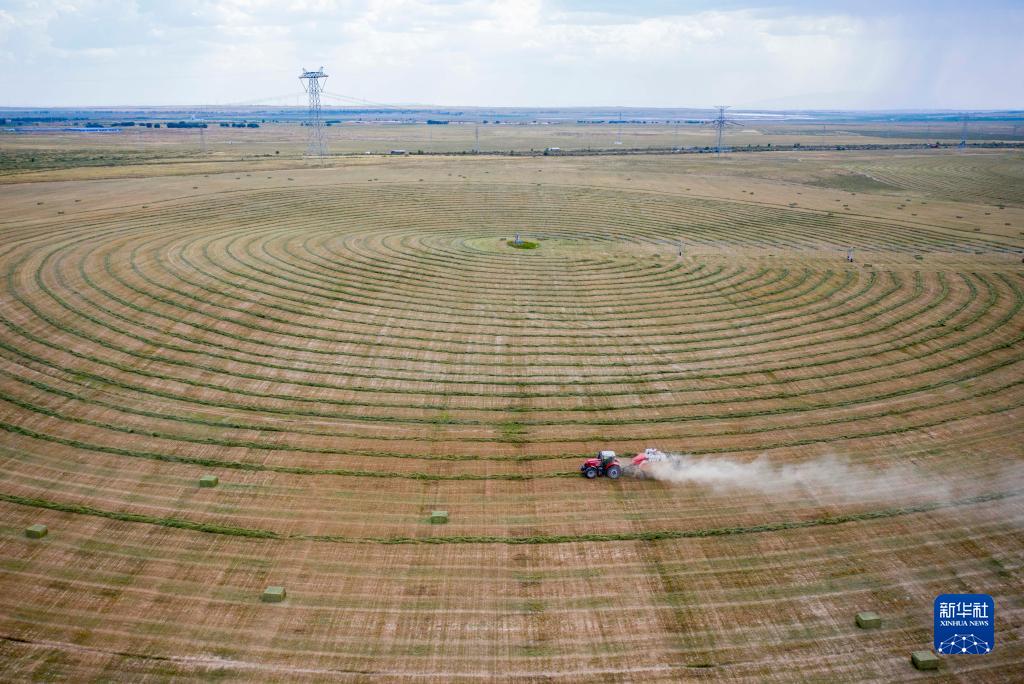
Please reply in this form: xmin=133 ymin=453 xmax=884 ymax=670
xmin=0 ymin=0 xmax=1020 ymax=107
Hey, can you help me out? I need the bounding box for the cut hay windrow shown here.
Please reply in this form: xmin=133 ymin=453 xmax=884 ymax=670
xmin=1 ymin=159 xmax=1022 ymax=681
xmin=1 ymin=274 xmax=1019 ymax=430
xmin=32 ymin=252 xmax=1015 ymax=393
xmin=1 ymin=378 xmax=1021 ymax=475
xmin=0 ymin=490 xmax=1016 ymax=544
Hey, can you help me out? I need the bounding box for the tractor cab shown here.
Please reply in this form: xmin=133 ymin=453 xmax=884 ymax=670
xmin=580 ymin=450 xmax=622 ymax=479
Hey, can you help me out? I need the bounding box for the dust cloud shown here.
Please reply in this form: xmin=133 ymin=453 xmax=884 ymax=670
xmin=641 ymin=453 xmax=949 ymax=502
xmin=640 ymin=454 xmax=1024 ymax=527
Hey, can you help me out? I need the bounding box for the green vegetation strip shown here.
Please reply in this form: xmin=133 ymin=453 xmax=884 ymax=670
xmin=0 ymin=423 xmax=570 ymax=479
xmin=40 ymin=221 xmax=970 ymax=389
xmin=0 ymin=490 xmax=1014 ymax=545
xmin=11 ymin=267 xmax=1006 ymax=426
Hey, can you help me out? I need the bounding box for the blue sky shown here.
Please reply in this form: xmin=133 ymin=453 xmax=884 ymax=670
xmin=0 ymin=1 xmax=1021 ymax=108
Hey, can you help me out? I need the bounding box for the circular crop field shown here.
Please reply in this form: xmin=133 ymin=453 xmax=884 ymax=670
xmin=1 ymin=178 xmax=1022 ymax=681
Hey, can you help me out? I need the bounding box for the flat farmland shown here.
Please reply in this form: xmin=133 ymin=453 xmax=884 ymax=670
xmin=3 ymin=119 xmax=1022 ymax=183
xmin=0 ymin=150 xmax=1022 ymax=681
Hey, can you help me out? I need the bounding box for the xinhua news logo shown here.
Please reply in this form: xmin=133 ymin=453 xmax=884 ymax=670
xmin=934 ymin=594 xmax=994 ymax=655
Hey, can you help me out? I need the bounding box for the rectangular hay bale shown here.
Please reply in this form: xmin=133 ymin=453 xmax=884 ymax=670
xmin=25 ymin=524 xmax=48 ymax=539
xmin=856 ymin=611 xmax=881 ymax=629
xmin=261 ymin=586 xmax=286 ymax=603
xmin=911 ymin=650 xmax=940 ymax=670
xmin=430 ymin=511 xmax=449 ymax=524
xmin=199 ymin=475 xmax=219 ymax=488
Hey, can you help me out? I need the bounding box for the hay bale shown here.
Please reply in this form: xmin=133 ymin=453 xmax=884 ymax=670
xmin=911 ymin=650 xmax=939 ymax=670
xmin=199 ymin=475 xmax=219 ymax=488
xmin=261 ymin=586 xmax=286 ymax=603
xmin=856 ymin=611 xmax=881 ymax=629
xmin=25 ymin=524 xmax=48 ymax=539
xmin=430 ymin=511 xmax=449 ymax=524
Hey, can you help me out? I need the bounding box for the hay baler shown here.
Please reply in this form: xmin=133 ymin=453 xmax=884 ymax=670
xmin=622 ymin=447 xmax=668 ymax=479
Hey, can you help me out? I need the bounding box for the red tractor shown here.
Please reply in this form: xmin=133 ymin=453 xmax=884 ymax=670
xmin=580 ymin=450 xmax=622 ymax=479
xmin=581 ymin=448 xmax=669 ymax=480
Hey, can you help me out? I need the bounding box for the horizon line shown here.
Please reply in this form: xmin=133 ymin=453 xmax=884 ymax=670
xmin=2 ymin=105 xmax=1022 ymax=114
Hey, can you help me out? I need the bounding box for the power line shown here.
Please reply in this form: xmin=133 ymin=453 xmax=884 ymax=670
xmin=321 ymin=92 xmax=397 ymax=108
xmin=218 ymin=93 xmax=304 ymax=107
xmin=320 ymin=92 xmax=442 ymax=109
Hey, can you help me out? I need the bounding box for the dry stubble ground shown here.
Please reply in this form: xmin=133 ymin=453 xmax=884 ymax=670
xmin=0 ymin=149 xmax=1022 ymax=682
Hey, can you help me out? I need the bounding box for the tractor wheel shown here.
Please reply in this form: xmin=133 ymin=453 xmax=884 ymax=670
xmin=606 ymin=465 xmax=621 ymax=479
xmin=584 ymin=467 xmax=598 ymax=479
xmin=634 ymin=470 xmax=646 ymax=480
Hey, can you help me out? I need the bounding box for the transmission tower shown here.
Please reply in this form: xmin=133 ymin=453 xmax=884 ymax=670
xmin=958 ymin=112 xmax=969 ymax=149
xmin=708 ymin=105 xmax=741 ymax=156
xmin=191 ymin=108 xmax=207 ymax=154
xmin=299 ymin=67 xmax=329 ymax=159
